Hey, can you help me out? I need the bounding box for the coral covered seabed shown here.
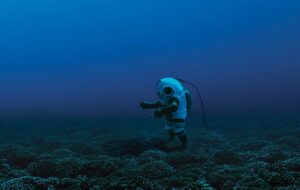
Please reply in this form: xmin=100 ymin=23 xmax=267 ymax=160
xmin=0 ymin=115 xmax=299 ymax=190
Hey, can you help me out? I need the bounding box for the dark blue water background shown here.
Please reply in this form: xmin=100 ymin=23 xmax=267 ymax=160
xmin=0 ymin=0 xmax=299 ymax=117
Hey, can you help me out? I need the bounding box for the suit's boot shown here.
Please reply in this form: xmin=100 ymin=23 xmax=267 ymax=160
xmin=165 ymin=131 xmax=176 ymax=149
xmin=177 ymin=132 xmax=188 ymax=150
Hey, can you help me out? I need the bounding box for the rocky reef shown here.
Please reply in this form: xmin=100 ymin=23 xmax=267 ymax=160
xmin=0 ymin=117 xmax=299 ymax=189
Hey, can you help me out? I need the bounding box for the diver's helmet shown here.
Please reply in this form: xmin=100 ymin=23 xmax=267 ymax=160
xmin=156 ymin=77 xmax=188 ymax=119
xmin=156 ymin=77 xmax=184 ymax=102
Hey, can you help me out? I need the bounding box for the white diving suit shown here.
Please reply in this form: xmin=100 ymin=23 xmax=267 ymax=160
xmin=140 ymin=77 xmax=192 ymax=148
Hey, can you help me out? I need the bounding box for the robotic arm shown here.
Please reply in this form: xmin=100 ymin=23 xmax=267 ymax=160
xmin=140 ymin=98 xmax=179 ymax=118
xmin=153 ymin=97 xmax=179 ymax=118
xmin=140 ymin=101 xmax=162 ymax=109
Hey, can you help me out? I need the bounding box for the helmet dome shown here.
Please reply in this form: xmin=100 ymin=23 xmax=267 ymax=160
xmin=156 ymin=77 xmax=184 ymax=98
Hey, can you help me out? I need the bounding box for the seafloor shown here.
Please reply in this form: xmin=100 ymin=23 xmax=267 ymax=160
xmin=0 ymin=115 xmax=299 ymax=190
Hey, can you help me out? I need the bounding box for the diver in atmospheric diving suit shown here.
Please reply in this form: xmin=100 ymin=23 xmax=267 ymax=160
xmin=140 ymin=77 xmax=192 ymax=149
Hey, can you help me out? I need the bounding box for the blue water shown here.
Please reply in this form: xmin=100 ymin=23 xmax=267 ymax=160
xmin=0 ymin=1 xmax=300 ymax=189
xmin=0 ymin=0 xmax=299 ymax=116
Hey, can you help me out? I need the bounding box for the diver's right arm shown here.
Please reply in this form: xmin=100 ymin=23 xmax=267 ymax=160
xmin=140 ymin=101 xmax=161 ymax=109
